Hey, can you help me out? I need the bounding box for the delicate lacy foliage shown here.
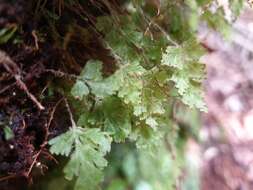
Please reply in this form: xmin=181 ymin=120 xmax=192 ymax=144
xmin=48 ymin=0 xmax=242 ymax=189
xmin=161 ymin=39 xmax=207 ymax=111
xmin=49 ymin=128 xmax=111 ymax=190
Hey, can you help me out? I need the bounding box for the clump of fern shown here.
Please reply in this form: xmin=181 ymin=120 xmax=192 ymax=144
xmin=47 ymin=0 xmax=243 ymax=190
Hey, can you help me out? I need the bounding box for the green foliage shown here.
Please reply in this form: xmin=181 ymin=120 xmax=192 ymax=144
xmin=0 ymin=26 xmax=17 ymax=44
xmin=106 ymin=179 xmax=127 ymax=190
xmin=104 ymin=121 xmax=185 ymax=190
xmin=0 ymin=117 xmax=14 ymax=140
xmin=3 ymin=126 xmax=14 ymax=140
xmin=202 ymin=9 xmax=232 ymax=39
xmin=49 ymin=127 xmax=112 ymax=190
xmin=71 ymin=80 xmax=89 ymax=100
xmin=102 ymin=97 xmax=132 ymax=142
xmin=230 ymin=0 xmax=244 ymax=17
xmin=72 ymin=60 xmax=122 ymax=99
xmin=162 ymin=39 xmax=206 ymax=111
xmin=47 ymin=0 xmax=243 ymax=189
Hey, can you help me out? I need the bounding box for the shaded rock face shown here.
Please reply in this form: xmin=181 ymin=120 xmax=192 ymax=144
xmin=200 ymin=9 xmax=253 ymax=190
xmin=201 ymin=144 xmax=253 ymax=190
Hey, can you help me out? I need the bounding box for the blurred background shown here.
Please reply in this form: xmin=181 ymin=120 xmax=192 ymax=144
xmin=200 ymin=7 xmax=253 ymax=190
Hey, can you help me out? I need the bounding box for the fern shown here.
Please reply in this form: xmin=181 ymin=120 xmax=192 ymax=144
xmin=47 ymin=0 xmax=243 ymax=189
xmin=161 ymin=38 xmax=207 ymax=111
xmin=49 ymin=127 xmax=111 ymax=190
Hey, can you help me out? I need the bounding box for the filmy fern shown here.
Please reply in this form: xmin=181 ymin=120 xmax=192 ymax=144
xmin=48 ymin=0 xmax=242 ymax=189
xmin=161 ymin=38 xmax=207 ymax=112
xmin=49 ymin=127 xmax=111 ymax=190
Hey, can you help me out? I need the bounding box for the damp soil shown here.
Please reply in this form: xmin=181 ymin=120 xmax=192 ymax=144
xmin=0 ymin=0 xmax=120 ymax=189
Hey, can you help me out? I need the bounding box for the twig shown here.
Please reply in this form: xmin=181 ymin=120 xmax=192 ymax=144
xmin=25 ymin=150 xmax=42 ymax=177
xmin=0 ymin=82 xmax=16 ymax=94
xmin=25 ymin=98 xmax=63 ymax=177
xmin=64 ymin=98 xmax=77 ymax=128
xmin=0 ymin=174 xmax=17 ymax=182
xmin=41 ymin=150 xmax=58 ymax=164
xmin=41 ymin=98 xmax=63 ymax=147
xmin=44 ymin=69 xmax=78 ymax=79
xmin=32 ymin=30 xmax=39 ymax=50
xmin=0 ymin=50 xmax=45 ymax=110
xmin=137 ymin=6 xmax=179 ymax=47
